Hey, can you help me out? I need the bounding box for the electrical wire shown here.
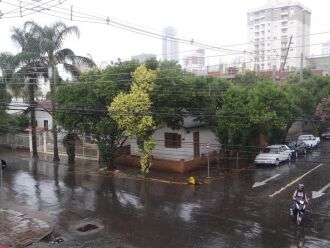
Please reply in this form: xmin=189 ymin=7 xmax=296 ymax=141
xmin=0 ymin=102 xmax=327 ymax=125
xmin=3 ymin=0 xmax=330 ymax=58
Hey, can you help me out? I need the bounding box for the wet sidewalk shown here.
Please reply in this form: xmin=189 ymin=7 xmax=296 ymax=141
xmin=1 ymin=147 xmax=240 ymax=186
xmin=0 ymin=209 xmax=52 ymax=247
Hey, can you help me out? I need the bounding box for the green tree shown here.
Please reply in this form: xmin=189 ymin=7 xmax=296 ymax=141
xmin=315 ymin=95 xmax=330 ymax=131
xmin=110 ymin=65 xmax=156 ymax=175
xmin=55 ymin=79 xmax=125 ymax=168
xmin=216 ymin=80 xmax=298 ymax=146
xmin=0 ymin=78 xmax=12 ymax=132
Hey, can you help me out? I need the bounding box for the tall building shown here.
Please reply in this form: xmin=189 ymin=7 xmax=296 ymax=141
xmin=162 ymin=27 xmax=179 ymax=61
xmin=183 ymin=49 xmax=206 ymax=75
xmin=321 ymin=42 xmax=330 ymax=55
xmin=247 ymin=1 xmax=311 ymax=71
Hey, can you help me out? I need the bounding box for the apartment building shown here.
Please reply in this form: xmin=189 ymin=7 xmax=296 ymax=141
xmin=162 ymin=26 xmax=179 ymax=62
xmin=183 ymin=49 xmax=206 ymax=75
xmin=247 ymin=1 xmax=311 ymax=71
xmin=321 ymin=42 xmax=330 ymax=55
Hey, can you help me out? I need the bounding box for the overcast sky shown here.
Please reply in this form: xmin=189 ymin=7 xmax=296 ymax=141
xmin=0 ymin=0 xmax=329 ymax=67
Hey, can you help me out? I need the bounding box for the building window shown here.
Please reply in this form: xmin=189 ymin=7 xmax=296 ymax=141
xmin=165 ymin=133 xmax=181 ymax=148
xmin=290 ymin=8 xmax=295 ymax=16
xmin=44 ymin=120 xmax=48 ymax=130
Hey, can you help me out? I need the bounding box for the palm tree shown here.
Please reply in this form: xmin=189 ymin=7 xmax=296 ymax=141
xmin=0 ymin=52 xmax=15 ymax=84
xmin=0 ymin=53 xmax=14 ymax=125
xmin=25 ymin=21 xmax=95 ymax=162
xmin=10 ymin=27 xmax=48 ymax=158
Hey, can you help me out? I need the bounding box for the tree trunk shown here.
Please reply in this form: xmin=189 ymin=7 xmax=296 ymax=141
xmin=50 ymin=66 xmax=60 ymax=162
xmin=29 ymin=78 xmax=38 ymax=159
xmin=64 ymin=133 xmax=76 ymax=164
xmin=97 ymin=137 xmax=116 ymax=170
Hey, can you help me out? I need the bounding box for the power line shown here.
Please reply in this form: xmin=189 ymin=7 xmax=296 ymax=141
xmin=0 ymin=0 xmax=66 ymax=17
xmin=1 ymin=0 xmax=330 ymax=73
xmin=2 ymin=0 xmax=330 ymax=57
xmin=1 ymin=1 xmax=246 ymax=54
xmin=0 ymin=103 xmax=327 ymax=124
xmin=1 ymin=48 xmax=329 ymax=79
xmin=1 ymin=123 xmax=330 ymax=160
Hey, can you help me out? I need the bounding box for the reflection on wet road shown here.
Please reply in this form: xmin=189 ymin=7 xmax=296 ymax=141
xmin=0 ymin=142 xmax=330 ymax=247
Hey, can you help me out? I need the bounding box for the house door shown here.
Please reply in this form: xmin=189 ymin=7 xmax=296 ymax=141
xmin=193 ymin=132 xmax=200 ymax=158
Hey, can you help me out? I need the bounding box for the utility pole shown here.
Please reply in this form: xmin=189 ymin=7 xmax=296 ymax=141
xmin=51 ymin=65 xmax=60 ymax=162
xmin=300 ymin=52 xmax=304 ymax=83
xmin=279 ymin=35 xmax=293 ymax=81
xmin=29 ymin=76 xmax=38 ymax=159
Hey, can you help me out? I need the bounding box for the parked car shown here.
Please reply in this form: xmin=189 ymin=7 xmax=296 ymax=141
xmin=321 ymin=128 xmax=330 ymax=139
xmin=285 ymin=140 xmax=309 ymax=156
xmin=255 ymin=145 xmax=293 ymax=166
xmin=298 ymin=134 xmax=320 ymax=149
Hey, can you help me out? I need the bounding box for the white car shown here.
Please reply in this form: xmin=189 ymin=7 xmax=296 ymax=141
xmin=298 ymin=134 xmax=320 ymax=148
xmin=254 ymin=145 xmax=293 ymax=166
xmin=321 ymin=128 xmax=330 ymax=139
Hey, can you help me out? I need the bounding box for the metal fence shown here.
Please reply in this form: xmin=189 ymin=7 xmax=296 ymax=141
xmin=44 ymin=131 xmax=98 ymax=160
xmin=0 ymin=131 xmax=98 ymax=160
xmin=0 ymin=132 xmax=33 ymax=150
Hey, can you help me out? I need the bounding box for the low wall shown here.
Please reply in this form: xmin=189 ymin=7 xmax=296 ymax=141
xmin=115 ymin=149 xmax=256 ymax=174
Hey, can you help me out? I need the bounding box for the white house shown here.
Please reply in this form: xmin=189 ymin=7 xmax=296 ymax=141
xmin=7 ymin=100 xmax=52 ymax=131
xmin=35 ymin=101 xmax=52 ymax=131
xmin=129 ymin=117 xmax=221 ymax=161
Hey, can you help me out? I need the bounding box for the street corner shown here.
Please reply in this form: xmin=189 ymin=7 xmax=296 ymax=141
xmin=0 ymin=208 xmax=53 ymax=247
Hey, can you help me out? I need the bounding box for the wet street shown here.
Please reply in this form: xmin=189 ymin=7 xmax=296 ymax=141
xmin=0 ymin=141 xmax=330 ymax=248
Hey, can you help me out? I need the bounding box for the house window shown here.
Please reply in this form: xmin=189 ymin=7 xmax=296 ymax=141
xmin=44 ymin=120 xmax=48 ymax=130
xmin=165 ymin=133 xmax=181 ymax=148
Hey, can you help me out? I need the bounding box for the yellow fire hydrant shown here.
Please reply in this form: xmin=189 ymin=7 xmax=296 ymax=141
xmin=187 ymin=176 xmax=196 ymax=185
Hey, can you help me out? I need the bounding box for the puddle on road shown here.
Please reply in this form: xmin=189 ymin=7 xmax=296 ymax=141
xmin=77 ymin=223 xmax=99 ymax=232
xmin=72 ymin=221 xmax=104 ymax=235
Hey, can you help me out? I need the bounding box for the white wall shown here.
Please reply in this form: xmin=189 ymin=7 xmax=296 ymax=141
xmin=35 ymin=110 xmax=52 ymax=130
xmin=130 ymin=127 xmax=220 ymax=161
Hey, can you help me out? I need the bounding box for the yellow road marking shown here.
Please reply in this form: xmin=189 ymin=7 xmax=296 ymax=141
xmin=269 ymin=163 xmax=323 ymax=198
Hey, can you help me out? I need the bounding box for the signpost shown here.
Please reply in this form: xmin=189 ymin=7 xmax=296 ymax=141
xmin=206 ymin=143 xmax=210 ymax=178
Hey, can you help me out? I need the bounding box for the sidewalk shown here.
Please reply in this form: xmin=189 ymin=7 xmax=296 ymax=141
xmin=0 ymin=147 xmax=243 ymax=185
xmin=0 ymin=209 xmax=52 ymax=247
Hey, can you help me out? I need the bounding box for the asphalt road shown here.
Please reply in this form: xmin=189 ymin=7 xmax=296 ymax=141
xmin=0 ymin=141 xmax=330 ymax=248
